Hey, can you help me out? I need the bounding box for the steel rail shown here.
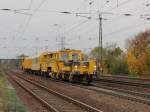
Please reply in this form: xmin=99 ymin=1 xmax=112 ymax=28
xmin=11 ymin=70 xmax=150 ymax=105
xmin=9 ymin=75 xmax=60 ymax=112
xmin=94 ymin=79 xmax=150 ymax=88
xmin=8 ymin=71 xmax=103 ymax=112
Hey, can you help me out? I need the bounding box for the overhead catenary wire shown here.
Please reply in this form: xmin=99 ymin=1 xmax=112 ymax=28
xmin=1 ymin=0 xmax=150 ymax=58
xmin=13 ymin=0 xmax=34 ymax=39
xmin=104 ymin=20 xmax=150 ymax=37
xmin=66 ymin=20 xmax=97 ymax=42
xmin=28 ymin=0 xmax=33 ymax=9
xmin=87 ymin=20 xmax=150 ymax=41
xmin=67 ymin=17 xmax=150 ymax=43
xmin=9 ymin=0 xmax=148 ymax=38
xmin=98 ymin=0 xmax=150 ymax=26
xmin=14 ymin=1 xmax=149 ymax=41
xmin=16 ymin=0 xmax=34 ymax=39
xmin=61 ymin=17 xmax=150 ymax=44
xmin=65 ymin=19 xmax=91 ymax=34
xmin=105 ymin=0 xmax=135 ymax=12
xmin=19 ymin=0 xmax=47 ymax=39
xmin=0 ymin=0 xmax=149 ymax=40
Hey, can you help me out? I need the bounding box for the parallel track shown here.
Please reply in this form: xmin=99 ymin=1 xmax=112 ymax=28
xmin=92 ymin=82 xmax=150 ymax=99
xmin=94 ymin=76 xmax=150 ymax=88
xmin=97 ymin=75 xmax=150 ymax=82
xmin=7 ymin=71 xmax=102 ymax=112
xmin=10 ymin=70 xmax=150 ymax=105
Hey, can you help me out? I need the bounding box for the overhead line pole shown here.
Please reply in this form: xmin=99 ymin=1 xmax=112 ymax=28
xmin=97 ymin=13 xmax=102 ymax=77
xmin=60 ymin=11 xmax=104 ymax=77
xmin=98 ymin=13 xmax=103 ymax=77
xmin=60 ymin=3 xmax=145 ymax=78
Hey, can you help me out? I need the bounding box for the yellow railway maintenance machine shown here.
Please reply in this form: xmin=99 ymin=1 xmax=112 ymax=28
xmin=22 ymin=49 xmax=96 ymax=84
xmin=22 ymin=57 xmax=32 ymax=72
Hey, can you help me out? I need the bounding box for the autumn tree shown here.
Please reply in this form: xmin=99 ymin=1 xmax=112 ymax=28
xmin=90 ymin=43 xmax=128 ymax=75
xmin=127 ymin=30 xmax=150 ymax=78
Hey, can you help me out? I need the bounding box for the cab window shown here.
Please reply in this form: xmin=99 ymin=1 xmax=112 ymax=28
xmin=61 ymin=53 xmax=68 ymax=61
xmin=72 ymin=53 xmax=78 ymax=61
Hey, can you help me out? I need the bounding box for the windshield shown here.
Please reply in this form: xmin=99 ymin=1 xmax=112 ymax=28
xmin=72 ymin=53 xmax=79 ymax=61
xmin=61 ymin=53 xmax=68 ymax=61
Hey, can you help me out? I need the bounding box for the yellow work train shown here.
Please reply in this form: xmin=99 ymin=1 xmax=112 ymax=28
xmin=22 ymin=49 xmax=96 ymax=83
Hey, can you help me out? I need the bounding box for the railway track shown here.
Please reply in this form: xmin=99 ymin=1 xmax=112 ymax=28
xmin=95 ymin=76 xmax=150 ymax=87
xmin=10 ymin=70 xmax=150 ymax=106
xmin=57 ymin=81 xmax=150 ymax=105
xmin=6 ymin=71 xmax=102 ymax=112
xmin=92 ymin=82 xmax=150 ymax=99
xmin=92 ymin=78 xmax=150 ymax=98
xmin=98 ymin=75 xmax=150 ymax=82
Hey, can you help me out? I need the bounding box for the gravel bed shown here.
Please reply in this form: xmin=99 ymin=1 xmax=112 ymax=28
xmin=18 ymin=72 xmax=150 ymax=112
xmin=7 ymin=75 xmax=50 ymax=112
xmin=13 ymin=75 xmax=87 ymax=112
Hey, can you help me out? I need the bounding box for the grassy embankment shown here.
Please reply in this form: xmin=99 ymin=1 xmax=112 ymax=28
xmin=0 ymin=71 xmax=28 ymax=112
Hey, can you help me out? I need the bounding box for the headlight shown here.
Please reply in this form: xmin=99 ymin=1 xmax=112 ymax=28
xmin=75 ymin=65 xmax=78 ymax=68
xmin=94 ymin=65 xmax=96 ymax=70
xmin=74 ymin=65 xmax=78 ymax=70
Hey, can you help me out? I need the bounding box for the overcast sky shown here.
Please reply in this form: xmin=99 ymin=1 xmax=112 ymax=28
xmin=0 ymin=0 xmax=150 ymax=58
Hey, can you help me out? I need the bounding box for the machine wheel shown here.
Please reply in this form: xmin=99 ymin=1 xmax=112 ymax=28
xmin=69 ymin=74 xmax=75 ymax=83
xmin=49 ymin=72 xmax=55 ymax=79
xmin=86 ymin=75 xmax=92 ymax=84
xmin=56 ymin=73 xmax=62 ymax=80
xmin=61 ymin=73 xmax=66 ymax=80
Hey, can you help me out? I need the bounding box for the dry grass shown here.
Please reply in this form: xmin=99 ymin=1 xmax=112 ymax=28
xmin=0 ymin=71 xmax=28 ymax=112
